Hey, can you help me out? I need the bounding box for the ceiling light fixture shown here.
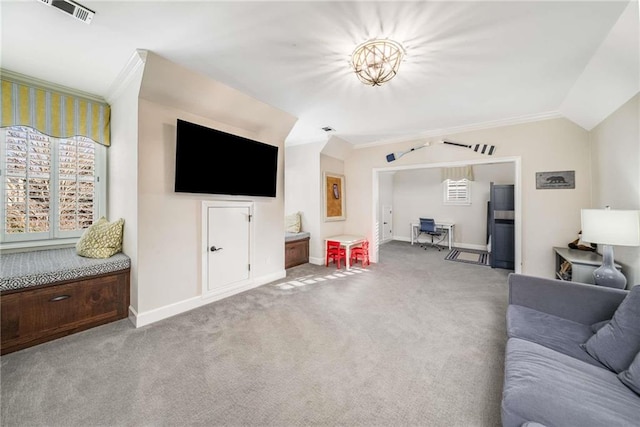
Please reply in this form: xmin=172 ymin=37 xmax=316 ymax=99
xmin=351 ymin=39 xmax=405 ymax=86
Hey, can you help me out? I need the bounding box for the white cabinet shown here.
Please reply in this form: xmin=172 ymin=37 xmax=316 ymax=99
xmin=201 ymin=201 xmax=252 ymax=298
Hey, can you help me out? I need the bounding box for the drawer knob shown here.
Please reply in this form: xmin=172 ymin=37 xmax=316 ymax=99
xmin=49 ymin=295 xmax=71 ymax=302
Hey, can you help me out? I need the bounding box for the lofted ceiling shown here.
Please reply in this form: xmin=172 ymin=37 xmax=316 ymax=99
xmin=1 ymin=0 xmax=637 ymax=147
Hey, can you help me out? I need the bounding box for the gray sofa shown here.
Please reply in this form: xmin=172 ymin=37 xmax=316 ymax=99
xmin=502 ymin=273 xmax=640 ymax=426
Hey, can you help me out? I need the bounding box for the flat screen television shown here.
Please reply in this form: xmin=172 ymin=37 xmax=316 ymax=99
xmin=174 ymin=119 xmax=278 ymax=197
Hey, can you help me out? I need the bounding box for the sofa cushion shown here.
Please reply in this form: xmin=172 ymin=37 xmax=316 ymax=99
xmin=618 ymin=351 xmax=640 ymax=396
xmin=285 ymin=231 xmax=310 ymax=242
xmin=506 ymin=305 xmax=603 ymax=368
xmin=583 ymin=285 xmax=640 ymax=373
xmin=502 ymin=338 xmax=640 ymax=427
xmin=0 ymin=248 xmax=131 ymax=292
xmin=591 ymin=319 xmax=610 ymax=333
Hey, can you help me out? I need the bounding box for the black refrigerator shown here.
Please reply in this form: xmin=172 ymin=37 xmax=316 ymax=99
xmin=488 ymin=182 xmax=515 ymax=270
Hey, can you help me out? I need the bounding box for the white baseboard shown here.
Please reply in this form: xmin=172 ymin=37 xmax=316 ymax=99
xmin=127 ymin=307 xmax=138 ymax=326
xmin=309 ymin=256 xmax=324 ymax=265
xmin=454 ymin=242 xmax=488 ymax=251
xmin=130 ymin=270 xmax=286 ymax=328
xmin=129 ymin=296 xmax=202 ymax=328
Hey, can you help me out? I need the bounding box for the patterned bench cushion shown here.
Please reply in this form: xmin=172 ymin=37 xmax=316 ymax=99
xmin=285 ymin=231 xmax=310 ymax=243
xmin=0 ymin=248 xmax=131 ymax=292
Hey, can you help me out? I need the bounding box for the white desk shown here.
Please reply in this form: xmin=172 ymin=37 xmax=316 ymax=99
xmin=410 ymin=222 xmax=455 ymax=250
xmin=325 ymin=235 xmax=366 ymax=270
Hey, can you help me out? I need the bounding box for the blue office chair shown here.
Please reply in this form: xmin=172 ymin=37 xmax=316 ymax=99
xmin=418 ymin=218 xmax=443 ymax=251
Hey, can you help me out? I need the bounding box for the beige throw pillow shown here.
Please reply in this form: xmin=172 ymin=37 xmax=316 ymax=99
xmin=76 ymin=217 xmax=125 ymax=258
xmin=285 ymin=212 xmax=301 ymax=233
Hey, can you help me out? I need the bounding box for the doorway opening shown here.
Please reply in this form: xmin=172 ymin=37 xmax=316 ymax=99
xmin=371 ymin=156 xmax=522 ymax=273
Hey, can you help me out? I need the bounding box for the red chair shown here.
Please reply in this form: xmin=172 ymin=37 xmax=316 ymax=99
xmin=326 ymin=240 xmax=346 ymax=269
xmin=350 ymin=239 xmax=370 ymax=267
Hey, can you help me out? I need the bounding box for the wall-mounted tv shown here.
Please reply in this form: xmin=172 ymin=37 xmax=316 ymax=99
xmin=174 ymin=119 xmax=278 ymax=197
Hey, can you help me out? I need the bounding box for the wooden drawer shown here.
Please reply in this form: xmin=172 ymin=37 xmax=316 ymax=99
xmin=285 ymin=237 xmax=309 ymax=269
xmin=1 ymin=270 xmax=130 ymax=355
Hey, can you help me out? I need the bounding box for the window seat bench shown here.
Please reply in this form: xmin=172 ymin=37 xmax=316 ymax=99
xmin=285 ymin=231 xmax=310 ymax=269
xmin=1 ymin=248 xmax=131 ymax=355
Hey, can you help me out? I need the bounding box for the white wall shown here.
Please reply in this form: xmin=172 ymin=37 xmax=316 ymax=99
xmin=285 ymin=138 xmax=356 ymax=264
xmin=378 ymin=172 xmax=394 ymax=243
xmin=560 ymin=1 xmax=639 ymax=131
xmin=285 ymin=142 xmax=323 ymax=263
xmin=590 ymin=93 xmax=640 ymax=287
xmin=133 ymin=52 xmax=296 ymax=319
xmin=107 ymin=54 xmax=143 ymax=312
xmin=344 ymin=118 xmax=591 ymax=278
xmin=319 ymin=154 xmax=346 ymax=260
xmin=391 ymin=162 xmax=514 ymax=248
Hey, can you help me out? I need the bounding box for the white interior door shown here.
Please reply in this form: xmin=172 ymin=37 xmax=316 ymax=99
xmin=207 ymin=205 xmax=250 ymax=293
xmin=382 ymin=205 xmax=393 ymax=242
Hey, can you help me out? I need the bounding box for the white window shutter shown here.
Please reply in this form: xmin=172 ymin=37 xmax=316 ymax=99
xmin=4 ymin=127 xmax=51 ymax=235
xmin=58 ymin=137 xmax=96 ymax=232
xmin=443 ymin=179 xmax=471 ymax=205
xmin=2 ymin=126 xmax=102 ymax=244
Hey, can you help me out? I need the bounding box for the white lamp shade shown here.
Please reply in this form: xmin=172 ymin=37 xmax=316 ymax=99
xmin=581 ymin=209 xmax=640 ymax=246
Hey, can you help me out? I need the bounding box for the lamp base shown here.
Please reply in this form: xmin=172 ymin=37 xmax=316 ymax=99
xmin=593 ymin=244 xmax=626 ymax=289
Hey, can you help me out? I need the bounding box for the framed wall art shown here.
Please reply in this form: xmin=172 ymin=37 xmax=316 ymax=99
xmin=323 ymin=172 xmax=345 ymax=221
xmin=536 ymin=170 xmax=575 ymax=189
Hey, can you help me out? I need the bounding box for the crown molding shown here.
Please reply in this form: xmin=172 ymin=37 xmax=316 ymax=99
xmin=353 ymin=111 xmax=564 ymax=149
xmin=105 ymin=49 xmax=147 ymax=104
xmin=285 ymin=133 xmax=331 ymax=147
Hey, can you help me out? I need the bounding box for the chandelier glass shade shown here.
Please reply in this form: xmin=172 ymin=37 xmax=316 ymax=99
xmin=351 ymin=39 xmax=405 ymax=86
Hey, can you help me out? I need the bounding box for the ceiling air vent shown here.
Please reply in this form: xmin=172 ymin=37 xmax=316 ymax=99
xmin=38 ymin=0 xmax=95 ymax=24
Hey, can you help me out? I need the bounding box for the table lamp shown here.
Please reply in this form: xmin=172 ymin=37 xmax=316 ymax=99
xmin=580 ymin=207 xmax=640 ymax=289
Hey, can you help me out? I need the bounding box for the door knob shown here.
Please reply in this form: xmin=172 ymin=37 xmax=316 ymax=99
xmin=210 ymin=246 xmax=223 ymax=252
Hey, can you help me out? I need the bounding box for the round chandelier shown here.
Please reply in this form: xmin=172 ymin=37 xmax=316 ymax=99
xmin=351 ymin=39 xmax=405 ymax=86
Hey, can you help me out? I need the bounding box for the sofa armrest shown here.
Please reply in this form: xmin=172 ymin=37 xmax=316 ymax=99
xmin=508 ymin=273 xmax=627 ymax=325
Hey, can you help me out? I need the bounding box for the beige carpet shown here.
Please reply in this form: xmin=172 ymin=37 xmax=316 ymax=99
xmin=1 ymin=241 xmax=511 ymax=426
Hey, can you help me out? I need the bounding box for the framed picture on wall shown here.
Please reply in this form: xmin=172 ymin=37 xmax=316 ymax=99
xmin=536 ymin=170 xmax=575 ymax=189
xmin=323 ymin=172 xmax=345 ymax=221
